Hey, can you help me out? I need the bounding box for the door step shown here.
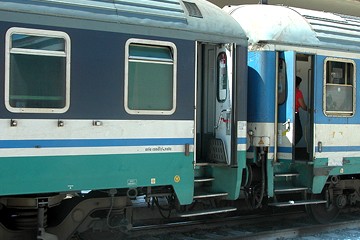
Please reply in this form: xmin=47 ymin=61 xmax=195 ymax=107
xmin=195 ymin=162 xmax=228 ymax=167
xmin=194 ymin=177 xmax=215 ymax=183
xmin=177 ymin=206 xmax=237 ymax=217
xmin=274 ymin=186 xmax=308 ymax=193
xmin=269 ymin=199 xmax=327 ymax=207
xmin=274 ymin=172 xmax=300 ymax=178
xmin=274 ymin=180 xmax=308 ymax=194
xmin=194 ymin=191 xmax=228 ymax=199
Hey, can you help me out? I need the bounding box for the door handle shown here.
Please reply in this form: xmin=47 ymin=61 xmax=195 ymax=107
xmin=283 ymin=119 xmax=291 ymax=132
xmin=214 ymin=109 xmax=231 ymax=129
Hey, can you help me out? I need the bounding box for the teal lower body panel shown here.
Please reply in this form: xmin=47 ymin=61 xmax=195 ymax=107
xmin=312 ymin=157 xmax=360 ymax=193
xmin=211 ymin=166 xmax=242 ymax=200
xmin=0 ymin=152 xmax=194 ymax=204
xmin=211 ymin=151 xmax=246 ymax=200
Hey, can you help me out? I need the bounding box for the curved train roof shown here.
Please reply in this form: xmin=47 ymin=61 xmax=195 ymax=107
xmin=0 ymin=0 xmax=247 ymax=44
xmin=224 ymin=4 xmax=360 ymax=53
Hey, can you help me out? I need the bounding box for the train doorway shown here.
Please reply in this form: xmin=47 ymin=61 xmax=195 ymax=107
xmin=195 ymin=43 xmax=235 ymax=165
xmin=276 ymin=51 xmax=314 ymax=162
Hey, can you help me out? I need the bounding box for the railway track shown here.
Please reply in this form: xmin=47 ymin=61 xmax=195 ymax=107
xmin=236 ymin=218 xmax=360 ymax=240
xmin=76 ymin=209 xmax=360 ymax=239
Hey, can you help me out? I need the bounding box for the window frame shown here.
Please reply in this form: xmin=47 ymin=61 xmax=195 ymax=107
xmin=124 ymin=38 xmax=177 ymax=115
xmin=323 ymin=57 xmax=356 ymax=117
xmin=5 ymin=27 xmax=71 ymax=113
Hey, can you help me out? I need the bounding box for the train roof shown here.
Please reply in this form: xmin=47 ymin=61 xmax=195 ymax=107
xmin=224 ymin=4 xmax=360 ymax=53
xmin=0 ymin=0 xmax=247 ymax=45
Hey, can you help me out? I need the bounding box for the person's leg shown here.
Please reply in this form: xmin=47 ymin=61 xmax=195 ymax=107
xmin=295 ymin=113 xmax=303 ymax=146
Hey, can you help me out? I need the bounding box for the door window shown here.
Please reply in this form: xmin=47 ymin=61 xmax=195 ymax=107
xmin=217 ymin=52 xmax=227 ymax=102
xmin=278 ymin=58 xmax=287 ymax=105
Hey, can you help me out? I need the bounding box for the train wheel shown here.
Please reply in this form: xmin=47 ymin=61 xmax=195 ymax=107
xmin=306 ymin=192 xmax=339 ymax=224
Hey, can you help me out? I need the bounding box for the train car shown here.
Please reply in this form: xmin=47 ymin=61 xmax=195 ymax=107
xmin=225 ymin=4 xmax=360 ymax=223
xmin=0 ymin=0 xmax=248 ymax=239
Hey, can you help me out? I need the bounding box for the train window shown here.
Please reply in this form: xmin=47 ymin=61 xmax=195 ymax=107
xmin=278 ymin=58 xmax=287 ymax=105
xmin=324 ymin=58 xmax=356 ymax=116
xmin=124 ymin=39 xmax=177 ymax=115
xmin=5 ymin=27 xmax=70 ymax=113
xmin=217 ymin=52 xmax=227 ymax=102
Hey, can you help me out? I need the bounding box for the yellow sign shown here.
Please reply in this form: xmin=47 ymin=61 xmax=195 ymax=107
xmin=174 ymin=175 xmax=181 ymax=183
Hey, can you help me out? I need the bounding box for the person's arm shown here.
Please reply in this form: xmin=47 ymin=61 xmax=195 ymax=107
xmin=298 ymin=97 xmax=308 ymax=111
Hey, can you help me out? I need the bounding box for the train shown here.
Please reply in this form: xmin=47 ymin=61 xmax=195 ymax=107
xmin=0 ymin=0 xmax=359 ymax=239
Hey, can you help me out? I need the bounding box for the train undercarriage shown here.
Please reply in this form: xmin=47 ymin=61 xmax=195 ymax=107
xmin=2 ymin=174 xmax=360 ymax=239
xmin=0 ymin=191 xmax=132 ymax=240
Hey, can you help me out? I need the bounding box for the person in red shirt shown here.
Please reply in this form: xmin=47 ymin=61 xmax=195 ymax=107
xmin=295 ymin=76 xmax=308 ymax=145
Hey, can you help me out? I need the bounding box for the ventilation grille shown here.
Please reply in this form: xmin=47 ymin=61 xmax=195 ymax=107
xmin=183 ymin=1 xmax=202 ymax=18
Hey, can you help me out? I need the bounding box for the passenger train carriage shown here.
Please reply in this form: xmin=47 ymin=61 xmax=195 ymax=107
xmin=225 ymin=4 xmax=360 ymax=223
xmin=2 ymin=0 xmax=360 ymax=239
xmin=0 ymin=0 xmax=248 ymax=239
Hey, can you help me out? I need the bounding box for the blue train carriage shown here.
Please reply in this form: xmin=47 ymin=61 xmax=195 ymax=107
xmin=0 ymin=0 xmax=248 ymax=239
xmin=226 ymin=4 xmax=360 ymax=222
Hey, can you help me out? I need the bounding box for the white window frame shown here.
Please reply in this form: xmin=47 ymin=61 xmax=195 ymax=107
xmin=124 ymin=38 xmax=177 ymax=115
xmin=5 ymin=27 xmax=71 ymax=113
xmin=323 ymin=57 xmax=356 ymax=117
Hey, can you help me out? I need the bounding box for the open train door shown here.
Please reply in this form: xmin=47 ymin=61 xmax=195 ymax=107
xmin=196 ymin=43 xmax=236 ymax=166
xmin=276 ymin=51 xmax=296 ymax=161
xmin=212 ymin=45 xmax=234 ymax=165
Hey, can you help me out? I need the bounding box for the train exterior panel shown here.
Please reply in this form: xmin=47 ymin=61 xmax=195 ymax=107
xmin=0 ymin=24 xmax=196 ymax=202
xmin=0 ymin=18 xmax=199 ymax=203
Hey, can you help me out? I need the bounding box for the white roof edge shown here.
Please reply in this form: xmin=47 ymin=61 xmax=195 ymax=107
xmin=224 ymin=4 xmax=360 ymax=52
xmin=224 ymin=4 xmax=319 ymax=46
